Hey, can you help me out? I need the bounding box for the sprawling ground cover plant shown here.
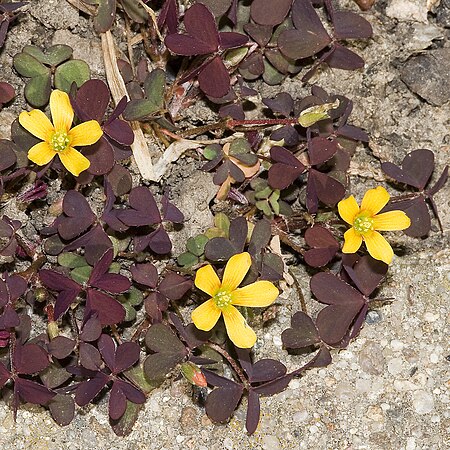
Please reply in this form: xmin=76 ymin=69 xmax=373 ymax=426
xmin=0 ymin=0 xmax=447 ymax=438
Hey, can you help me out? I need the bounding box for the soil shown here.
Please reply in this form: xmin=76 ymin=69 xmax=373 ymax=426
xmin=0 ymin=0 xmax=449 ymax=449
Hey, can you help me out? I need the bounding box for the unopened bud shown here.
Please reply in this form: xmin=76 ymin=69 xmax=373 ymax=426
xmin=47 ymin=321 xmax=59 ymax=340
xmin=180 ymin=362 xmax=207 ymax=387
xmin=0 ymin=330 xmax=10 ymax=348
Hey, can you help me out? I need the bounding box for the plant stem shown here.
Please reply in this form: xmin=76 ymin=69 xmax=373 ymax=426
xmin=206 ymin=342 xmax=249 ymax=388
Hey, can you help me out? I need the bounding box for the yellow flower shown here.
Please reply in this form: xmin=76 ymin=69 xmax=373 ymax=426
xmin=19 ymin=90 xmax=103 ymax=177
xmin=192 ymin=252 xmax=279 ymax=348
xmin=338 ymin=186 xmax=411 ymax=265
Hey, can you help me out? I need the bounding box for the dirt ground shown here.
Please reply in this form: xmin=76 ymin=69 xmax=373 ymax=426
xmin=0 ymin=0 xmax=449 ymax=449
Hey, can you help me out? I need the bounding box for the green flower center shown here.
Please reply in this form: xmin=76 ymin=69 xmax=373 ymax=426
xmin=353 ymin=213 xmax=374 ymax=234
xmin=213 ymin=290 xmax=233 ymax=308
xmin=50 ymin=131 xmax=70 ymax=152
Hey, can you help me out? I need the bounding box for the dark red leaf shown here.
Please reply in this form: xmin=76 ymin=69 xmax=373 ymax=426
xmin=382 ymin=149 xmax=434 ymax=190
xmin=0 ymin=82 xmax=15 ymax=107
xmin=79 ymin=342 xmax=102 ymax=371
xmin=131 ymin=263 xmax=158 ymax=288
xmin=0 ymin=362 xmax=9 ymax=388
xmin=104 ymin=118 xmax=134 ymax=146
xmin=83 ymin=138 xmax=115 ymax=175
xmin=250 ymin=0 xmax=292 ymax=26
xmin=308 ymin=137 xmax=338 ymax=165
xmin=158 ymin=0 xmax=178 ymax=34
xmin=332 ymin=11 xmax=373 ymax=40
xmin=279 ymin=0 xmax=331 ymax=59
xmin=205 ymin=385 xmax=243 ymax=423
xmin=158 ymin=272 xmax=192 ymax=301
xmin=263 ymin=93 xmax=294 ymax=117
xmin=7 ymin=274 xmax=27 ymax=301
xmin=91 ymin=273 xmax=130 ymax=295
xmin=144 ymin=323 xmax=185 ymax=354
xmin=49 ymin=394 xmax=75 ymax=426
xmin=118 ymin=186 xmax=161 ymax=226
xmin=244 ymin=23 xmax=273 ymax=47
xmin=54 ymin=290 xmax=80 ymax=320
xmin=143 ymin=352 xmax=183 ymax=380
xmin=427 ymin=165 xmax=448 ymax=196
xmin=385 ymin=196 xmax=431 ymax=238
xmin=0 ymin=139 xmax=17 ymax=171
xmin=343 ymin=255 xmax=388 ymax=296
xmin=281 ymin=311 xmax=320 ymax=348
xmin=310 ymin=272 xmax=363 ymax=306
xmin=307 ymin=169 xmax=345 ymax=212
xmin=98 ymin=334 xmax=116 ymax=371
xmin=14 ymin=343 xmax=50 ymax=374
xmin=80 ymin=315 xmax=102 ymax=342
xmin=48 ymin=336 xmax=76 ymax=359
xmin=109 ymin=383 xmax=127 ymax=420
xmin=165 ymin=3 xmax=219 ymax=55
xmin=39 ymin=269 xmax=80 ymax=292
xmin=0 ymin=305 xmax=19 ymax=328
xmin=198 ymin=56 xmax=230 ymax=98
xmin=147 ymin=226 xmax=172 ymax=254
xmin=219 ymin=32 xmax=248 ymax=49
xmin=252 ymin=373 xmax=293 ymax=395
xmin=246 ymin=389 xmax=260 ymax=435
xmin=324 ymin=44 xmax=364 ymax=70
xmin=269 ymin=146 xmax=305 ymax=189
xmin=15 ymin=378 xmax=55 ymax=405
xmin=250 ymin=359 xmax=287 ymax=383
xmin=58 ymin=190 xmax=96 ymax=240
xmin=304 ymin=225 xmax=339 ymax=267
xmin=316 ymin=303 xmax=363 ymax=345
xmin=75 ymin=79 xmax=110 ymax=122
xmin=85 ymin=289 xmax=125 ymax=326
xmin=75 ymin=371 xmax=109 ymax=406
xmin=114 ymin=341 xmax=140 ymax=373
xmin=115 ymin=379 xmax=145 ymax=404
xmin=161 ymin=194 xmax=184 ymax=223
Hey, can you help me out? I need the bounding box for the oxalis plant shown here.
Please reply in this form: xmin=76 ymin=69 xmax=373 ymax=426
xmin=0 ymin=0 xmax=447 ymax=437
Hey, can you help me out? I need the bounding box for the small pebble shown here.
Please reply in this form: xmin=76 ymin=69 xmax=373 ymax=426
xmin=412 ymin=390 xmax=435 ymax=414
xmin=365 ymin=310 xmax=383 ymax=324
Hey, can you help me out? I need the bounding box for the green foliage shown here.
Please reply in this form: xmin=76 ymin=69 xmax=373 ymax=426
xmin=13 ymin=45 xmax=90 ymax=107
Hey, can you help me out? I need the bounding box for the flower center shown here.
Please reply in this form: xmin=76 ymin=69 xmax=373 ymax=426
xmin=353 ymin=213 xmax=374 ymax=234
xmin=50 ymin=131 xmax=70 ymax=152
xmin=213 ymin=290 xmax=233 ymax=308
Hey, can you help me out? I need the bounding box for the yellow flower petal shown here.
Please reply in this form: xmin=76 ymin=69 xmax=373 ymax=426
xmin=232 ymin=281 xmax=279 ymax=308
xmin=222 ymin=305 xmax=257 ymax=348
xmin=191 ymin=299 xmax=221 ymax=331
xmin=360 ymin=186 xmax=390 ymax=216
xmin=195 ymin=264 xmax=221 ymax=297
xmin=338 ymin=195 xmax=360 ymax=225
xmin=342 ymin=228 xmax=363 ymax=253
xmin=221 ymin=252 xmax=251 ymax=292
xmin=50 ymin=90 xmax=73 ymax=133
xmin=373 ymin=210 xmax=411 ymax=231
xmin=68 ymin=120 xmax=103 ymax=147
xmin=28 ymin=142 xmax=56 ymax=166
xmin=58 ymin=147 xmax=90 ymax=176
xmin=363 ymin=230 xmax=394 ymax=265
xmin=19 ymin=109 xmax=54 ymax=141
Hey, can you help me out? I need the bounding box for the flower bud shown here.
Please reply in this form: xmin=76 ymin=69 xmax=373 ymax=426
xmin=47 ymin=321 xmax=59 ymax=340
xmin=180 ymin=362 xmax=207 ymax=387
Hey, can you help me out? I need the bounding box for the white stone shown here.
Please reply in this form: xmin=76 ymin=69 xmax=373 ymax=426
xmin=272 ymin=335 xmax=282 ymax=347
xmin=412 ymin=390 xmax=435 ymax=414
xmin=387 ymin=357 xmax=405 ymax=375
xmin=223 ymin=437 xmax=233 ymax=449
xmin=293 ymin=410 xmax=309 ymax=423
xmin=391 ymin=340 xmax=405 ymax=351
xmin=262 ymin=435 xmax=281 ymax=450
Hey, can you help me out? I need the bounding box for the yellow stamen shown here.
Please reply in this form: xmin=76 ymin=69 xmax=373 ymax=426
xmin=50 ymin=131 xmax=70 ymax=153
xmin=353 ymin=213 xmax=374 ymax=234
xmin=214 ymin=290 xmax=233 ymax=308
